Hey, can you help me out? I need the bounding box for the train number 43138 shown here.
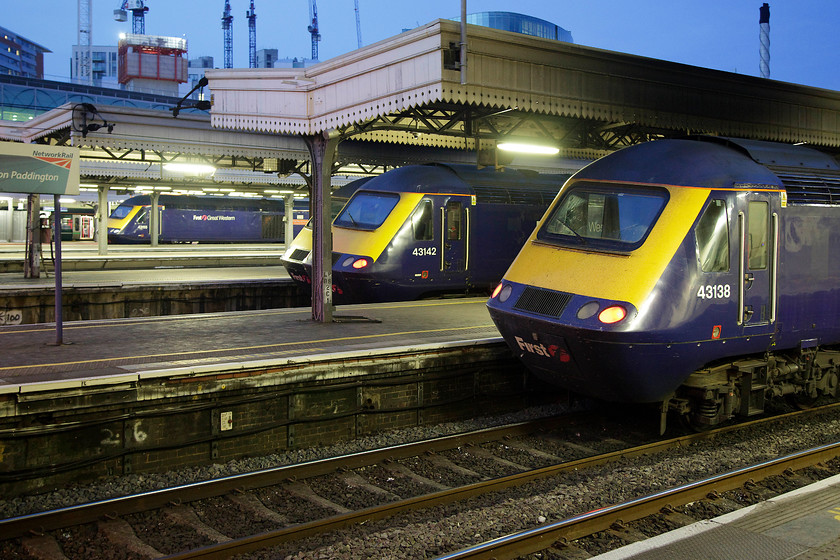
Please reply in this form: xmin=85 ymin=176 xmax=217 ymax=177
xmin=697 ymin=284 xmax=731 ymax=299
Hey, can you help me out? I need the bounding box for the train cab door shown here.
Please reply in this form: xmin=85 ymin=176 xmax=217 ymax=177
xmin=440 ymin=197 xmax=470 ymax=282
xmin=736 ymin=194 xmax=780 ymax=333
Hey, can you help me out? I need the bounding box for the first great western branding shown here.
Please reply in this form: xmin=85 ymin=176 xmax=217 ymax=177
xmin=0 ymin=141 xmax=80 ymax=196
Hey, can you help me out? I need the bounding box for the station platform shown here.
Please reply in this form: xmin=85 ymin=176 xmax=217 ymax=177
xmin=595 ymin=474 xmax=840 ymax=560
xmin=0 ymin=242 xmax=304 ymax=324
xmin=0 ymin=297 xmax=526 ymax=497
xmin=0 ymin=297 xmax=500 ymax=389
xmin=0 ymin=241 xmax=285 ymax=272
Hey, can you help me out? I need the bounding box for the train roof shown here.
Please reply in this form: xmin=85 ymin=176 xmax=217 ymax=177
xmin=119 ymin=194 xmax=303 ymax=210
xmin=572 ymin=136 xmax=840 ymax=205
xmin=358 ymin=163 xmax=569 ymax=204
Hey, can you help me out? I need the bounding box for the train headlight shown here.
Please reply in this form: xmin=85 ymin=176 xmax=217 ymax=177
xmin=352 ymin=258 xmax=370 ymax=269
xmin=491 ymin=283 xmax=512 ymax=302
xmin=598 ymin=305 xmax=627 ymax=324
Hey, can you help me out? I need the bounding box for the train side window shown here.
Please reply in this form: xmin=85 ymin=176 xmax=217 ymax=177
xmin=446 ymin=201 xmax=461 ymax=240
xmin=136 ymin=208 xmax=148 ymax=224
xmin=695 ymin=199 xmax=729 ymax=272
xmin=410 ymin=200 xmax=434 ymax=241
xmin=748 ymin=201 xmax=769 ymax=270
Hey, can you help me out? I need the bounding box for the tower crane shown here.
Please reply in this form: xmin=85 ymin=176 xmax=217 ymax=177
xmin=222 ymin=0 xmax=233 ymax=68
xmin=78 ymin=0 xmax=92 ymax=84
xmin=247 ymin=0 xmax=257 ymax=68
xmin=114 ymin=0 xmax=148 ymax=35
xmin=354 ymin=0 xmax=362 ymax=49
xmin=307 ymin=0 xmax=321 ymax=61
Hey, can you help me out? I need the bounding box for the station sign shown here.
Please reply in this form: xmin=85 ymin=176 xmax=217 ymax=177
xmin=0 ymin=141 xmax=80 ymax=196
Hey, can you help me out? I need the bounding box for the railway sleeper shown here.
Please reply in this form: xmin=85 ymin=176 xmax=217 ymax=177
xmin=670 ymin=346 xmax=840 ymax=432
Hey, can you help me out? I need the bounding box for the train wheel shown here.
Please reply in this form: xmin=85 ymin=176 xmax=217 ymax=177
xmin=679 ymin=398 xmax=726 ymax=432
xmin=786 ymin=393 xmax=818 ymax=410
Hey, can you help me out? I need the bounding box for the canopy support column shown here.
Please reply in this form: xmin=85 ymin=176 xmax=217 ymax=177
xmin=97 ymin=186 xmax=108 ymax=255
xmin=305 ymin=130 xmax=340 ymax=323
xmin=150 ymin=191 xmax=160 ymax=247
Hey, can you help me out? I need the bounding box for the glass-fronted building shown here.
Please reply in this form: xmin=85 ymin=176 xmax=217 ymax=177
xmin=0 ymin=26 xmax=50 ymax=79
xmin=463 ymin=12 xmax=573 ymax=43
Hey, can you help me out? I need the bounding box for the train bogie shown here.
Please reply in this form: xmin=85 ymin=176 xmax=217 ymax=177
xmin=487 ymin=137 xmax=840 ymax=430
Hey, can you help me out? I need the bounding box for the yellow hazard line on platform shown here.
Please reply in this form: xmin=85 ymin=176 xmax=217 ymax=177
xmin=0 ymin=299 xmax=487 ymax=335
xmin=0 ymin=323 xmax=497 ymax=371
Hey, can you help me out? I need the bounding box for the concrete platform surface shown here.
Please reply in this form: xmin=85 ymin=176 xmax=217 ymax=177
xmin=594 ymin=473 xmax=840 ymax=560
xmin=0 ymin=298 xmax=500 ymax=389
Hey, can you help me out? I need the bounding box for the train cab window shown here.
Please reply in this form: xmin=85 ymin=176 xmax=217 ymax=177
xmin=110 ymin=205 xmax=132 ymax=219
xmin=136 ymin=208 xmax=149 ymax=224
xmin=538 ymin=185 xmax=667 ymax=250
xmin=410 ymin=200 xmax=434 ymax=241
xmin=748 ymin=201 xmax=769 ymax=270
xmin=446 ymin=201 xmax=462 ymax=240
xmin=695 ymin=199 xmax=729 ymax=272
xmin=334 ymin=192 xmax=400 ymax=230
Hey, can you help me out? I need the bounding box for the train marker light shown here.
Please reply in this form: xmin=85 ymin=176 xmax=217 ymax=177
xmin=352 ymin=258 xmax=369 ymax=269
xmin=598 ymin=305 xmax=626 ymax=324
xmin=491 ymin=283 xmax=503 ymax=298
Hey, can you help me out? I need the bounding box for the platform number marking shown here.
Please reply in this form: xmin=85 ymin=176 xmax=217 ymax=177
xmin=0 ymin=309 xmax=22 ymax=325
xmin=697 ymin=284 xmax=731 ymax=300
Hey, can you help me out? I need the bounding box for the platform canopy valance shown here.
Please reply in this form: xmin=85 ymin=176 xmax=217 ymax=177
xmin=208 ymin=19 xmax=840 ymax=152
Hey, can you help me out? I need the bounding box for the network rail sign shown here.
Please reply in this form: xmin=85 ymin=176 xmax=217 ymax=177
xmin=0 ymin=141 xmax=80 ymax=196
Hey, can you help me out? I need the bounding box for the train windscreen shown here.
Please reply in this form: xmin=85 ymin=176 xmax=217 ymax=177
xmin=334 ymin=192 xmax=400 ymax=230
xmin=538 ymin=184 xmax=668 ymax=251
xmin=110 ymin=205 xmax=133 ymax=219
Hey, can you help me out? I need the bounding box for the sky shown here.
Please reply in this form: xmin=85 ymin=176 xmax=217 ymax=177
xmin=5 ymin=0 xmax=840 ymax=92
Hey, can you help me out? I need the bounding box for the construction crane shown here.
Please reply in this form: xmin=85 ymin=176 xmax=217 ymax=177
xmin=222 ymin=0 xmax=233 ymax=69
xmin=308 ymin=0 xmax=321 ymax=61
xmin=78 ymin=0 xmax=92 ymax=84
xmin=114 ymin=0 xmax=148 ymax=35
xmin=247 ymin=1 xmax=257 ymax=68
xmin=354 ymin=0 xmax=362 ymax=49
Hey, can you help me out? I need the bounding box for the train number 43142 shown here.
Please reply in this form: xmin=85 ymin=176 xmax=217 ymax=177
xmin=697 ymin=284 xmax=731 ymax=299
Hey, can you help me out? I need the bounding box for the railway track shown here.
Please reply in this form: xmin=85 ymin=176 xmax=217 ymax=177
xmin=3 ymin=405 xmax=840 ymax=559
xmin=437 ymin=440 xmax=840 ymax=559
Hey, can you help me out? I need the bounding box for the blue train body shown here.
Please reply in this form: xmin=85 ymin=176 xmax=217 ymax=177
xmin=107 ymin=194 xmax=308 ymax=244
xmin=486 ymin=137 xmax=840 ymax=429
xmin=282 ymin=164 xmax=571 ymax=303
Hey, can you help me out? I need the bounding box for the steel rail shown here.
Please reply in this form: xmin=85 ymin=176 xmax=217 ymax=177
xmin=154 ymin=404 xmax=840 ymax=559
xmin=5 ymin=403 xmax=839 ymax=558
xmin=0 ymin=415 xmax=573 ymax=540
xmin=433 ymin=440 xmax=840 ymax=560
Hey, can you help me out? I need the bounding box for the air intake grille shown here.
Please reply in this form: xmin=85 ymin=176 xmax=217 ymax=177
xmin=472 ymin=185 xmax=559 ymax=206
xmin=289 ymin=249 xmax=309 ymax=261
xmin=771 ymin=167 xmax=840 ymax=206
xmin=513 ymin=287 xmax=572 ymax=317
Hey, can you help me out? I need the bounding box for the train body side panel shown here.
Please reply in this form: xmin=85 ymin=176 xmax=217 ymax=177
xmin=776 ymin=204 xmax=840 ymax=346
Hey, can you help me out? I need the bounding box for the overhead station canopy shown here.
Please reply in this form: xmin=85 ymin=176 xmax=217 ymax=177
xmin=208 ymin=18 xmax=840 ymax=153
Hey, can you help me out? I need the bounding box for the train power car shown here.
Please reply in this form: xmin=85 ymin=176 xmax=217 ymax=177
xmin=282 ymin=163 xmax=570 ymax=303
xmin=107 ymin=194 xmax=308 ymax=244
xmin=486 ymin=136 xmax=840 ymax=430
